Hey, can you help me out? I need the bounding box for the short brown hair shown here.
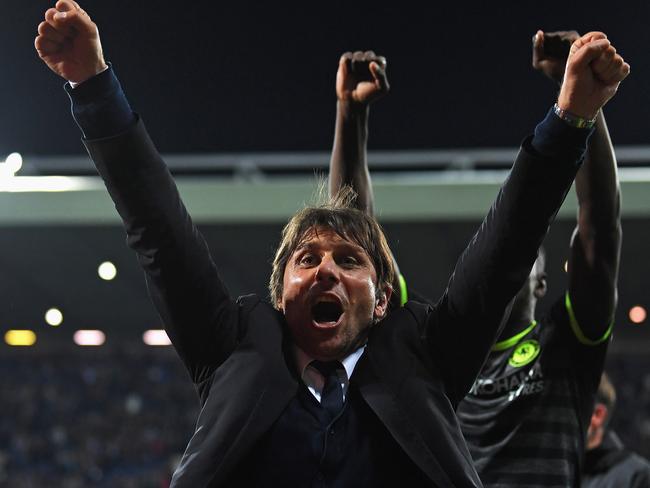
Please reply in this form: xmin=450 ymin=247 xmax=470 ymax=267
xmin=269 ymin=186 xmax=395 ymax=308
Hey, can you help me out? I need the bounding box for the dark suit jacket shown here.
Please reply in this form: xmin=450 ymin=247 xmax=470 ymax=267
xmin=83 ymin=118 xmax=582 ymax=487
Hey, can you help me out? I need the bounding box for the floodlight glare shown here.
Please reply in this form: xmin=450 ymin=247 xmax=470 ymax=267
xmin=5 ymin=152 xmax=23 ymax=174
xmin=45 ymin=308 xmax=63 ymax=327
xmin=143 ymin=329 xmax=172 ymax=346
xmin=98 ymin=261 xmax=117 ymax=281
xmin=629 ymin=305 xmax=647 ymax=324
xmin=5 ymin=330 xmax=36 ymax=346
xmin=73 ymin=329 xmax=106 ymax=346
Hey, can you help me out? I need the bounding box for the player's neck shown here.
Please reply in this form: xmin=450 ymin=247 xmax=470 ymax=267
xmin=499 ymin=312 xmax=536 ymax=341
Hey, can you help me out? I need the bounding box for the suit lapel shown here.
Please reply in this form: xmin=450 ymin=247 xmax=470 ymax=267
xmin=208 ymin=302 xmax=300 ymax=486
xmin=353 ymin=350 xmax=452 ymax=487
xmin=217 ymin=363 xmax=297 ymax=481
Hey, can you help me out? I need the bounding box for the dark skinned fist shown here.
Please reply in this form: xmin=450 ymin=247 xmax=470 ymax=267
xmin=336 ymin=51 xmax=389 ymax=106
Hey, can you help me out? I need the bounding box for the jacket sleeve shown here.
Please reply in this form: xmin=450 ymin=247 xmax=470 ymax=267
xmin=83 ymin=119 xmax=242 ymax=384
xmin=425 ymin=131 xmax=584 ymax=406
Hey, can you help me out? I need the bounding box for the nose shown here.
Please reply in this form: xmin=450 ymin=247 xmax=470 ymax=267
xmin=315 ymin=254 xmax=340 ymax=284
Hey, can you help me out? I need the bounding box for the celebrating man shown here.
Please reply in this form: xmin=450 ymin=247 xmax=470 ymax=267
xmin=36 ymin=3 xmax=629 ymax=486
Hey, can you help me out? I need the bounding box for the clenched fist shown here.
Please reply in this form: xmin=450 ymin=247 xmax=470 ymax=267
xmin=557 ymin=32 xmax=630 ymax=120
xmin=532 ymin=30 xmax=580 ymax=84
xmin=35 ymin=0 xmax=107 ymax=83
xmin=336 ymin=51 xmax=389 ymax=106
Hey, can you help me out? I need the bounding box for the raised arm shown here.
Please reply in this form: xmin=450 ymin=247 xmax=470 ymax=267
xmin=569 ymin=112 xmax=621 ymax=340
xmin=533 ymin=30 xmax=622 ymax=344
xmin=329 ymin=51 xmax=389 ymax=215
xmin=328 ymin=51 xmax=413 ymax=304
xmin=35 ymin=1 xmax=240 ymax=382
xmin=430 ymin=32 xmax=630 ymax=403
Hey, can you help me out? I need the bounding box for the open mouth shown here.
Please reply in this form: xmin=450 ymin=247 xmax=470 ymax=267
xmin=311 ymin=300 xmax=343 ymax=328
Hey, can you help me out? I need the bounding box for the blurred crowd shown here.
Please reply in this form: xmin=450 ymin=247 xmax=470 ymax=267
xmin=0 ymin=347 xmax=197 ymax=487
xmin=0 ymin=348 xmax=647 ymax=487
xmin=605 ymin=354 xmax=650 ymax=459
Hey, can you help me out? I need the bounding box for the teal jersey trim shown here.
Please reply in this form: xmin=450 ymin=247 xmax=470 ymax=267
xmin=564 ymin=291 xmax=613 ymax=346
xmin=491 ymin=320 xmax=538 ymax=352
xmin=398 ymin=274 xmax=408 ymax=306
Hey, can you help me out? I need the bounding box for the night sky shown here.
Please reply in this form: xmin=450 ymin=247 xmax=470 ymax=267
xmin=5 ymin=1 xmax=649 ymax=157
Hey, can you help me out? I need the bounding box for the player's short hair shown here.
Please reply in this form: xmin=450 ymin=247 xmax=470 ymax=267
xmin=596 ymin=372 xmax=617 ymax=426
xmin=269 ymin=186 xmax=395 ymax=309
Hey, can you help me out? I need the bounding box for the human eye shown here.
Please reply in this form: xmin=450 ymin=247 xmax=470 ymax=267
xmin=298 ymin=253 xmax=317 ymax=267
xmin=340 ymin=255 xmax=360 ymax=267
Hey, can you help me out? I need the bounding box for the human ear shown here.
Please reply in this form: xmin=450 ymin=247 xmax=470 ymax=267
xmin=534 ymin=272 xmax=548 ymax=299
xmin=591 ymin=403 xmax=608 ymax=429
xmin=374 ymin=287 xmax=391 ymax=320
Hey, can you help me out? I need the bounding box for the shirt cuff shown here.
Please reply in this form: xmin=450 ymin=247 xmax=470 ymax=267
xmin=64 ymin=64 xmax=136 ymax=139
xmin=531 ymin=107 xmax=595 ymax=163
xmin=68 ymin=65 xmax=109 ymax=89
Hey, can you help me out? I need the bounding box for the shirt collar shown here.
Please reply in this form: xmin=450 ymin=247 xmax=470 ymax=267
xmin=294 ymin=344 xmax=365 ymax=401
xmin=294 ymin=344 xmax=365 ymax=381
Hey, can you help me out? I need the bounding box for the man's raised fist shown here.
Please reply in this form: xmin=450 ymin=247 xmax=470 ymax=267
xmin=35 ymin=0 xmax=107 ymax=84
xmin=557 ymin=32 xmax=630 ymax=120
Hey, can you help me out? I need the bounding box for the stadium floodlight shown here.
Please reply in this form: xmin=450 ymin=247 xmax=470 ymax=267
xmin=98 ymin=261 xmax=117 ymax=281
xmin=0 ymin=152 xmax=22 ymax=179
xmin=143 ymin=329 xmax=172 ymax=346
xmin=45 ymin=308 xmax=64 ymax=327
xmin=5 ymin=152 xmax=22 ymax=174
xmin=0 ymin=152 xmax=103 ymax=192
xmin=629 ymin=306 xmax=647 ymax=324
xmin=73 ymin=329 xmax=106 ymax=346
xmin=5 ymin=329 xmax=36 ymax=346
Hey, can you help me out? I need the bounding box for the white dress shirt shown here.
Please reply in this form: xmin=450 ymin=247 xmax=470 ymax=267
xmin=294 ymin=345 xmax=365 ymax=403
